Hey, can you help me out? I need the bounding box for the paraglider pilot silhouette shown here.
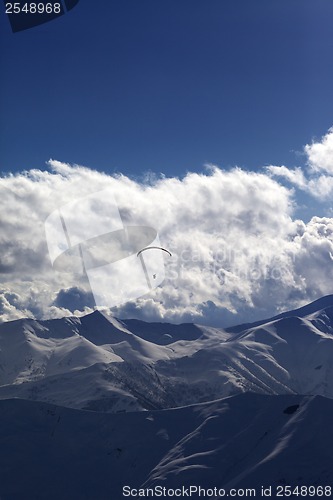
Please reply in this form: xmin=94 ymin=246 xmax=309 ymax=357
xmin=45 ymin=189 xmax=171 ymax=309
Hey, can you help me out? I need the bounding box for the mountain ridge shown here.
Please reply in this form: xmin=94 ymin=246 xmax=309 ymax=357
xmin=0 ymin=393 xmax=332 ymax=499
xmin=1 ymin=295 xmax=333 ymax=412
xmin=1 ymin=296 xmax=333 ymax=498
xmin=226 ymin=294 xmax=333 ymax=333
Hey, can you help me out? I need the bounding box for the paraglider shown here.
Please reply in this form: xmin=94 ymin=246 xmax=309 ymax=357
xmin=137 ymin=246 xmax=172 ymax=284
xmin=137 ymin=247 xmax=172 ymax=258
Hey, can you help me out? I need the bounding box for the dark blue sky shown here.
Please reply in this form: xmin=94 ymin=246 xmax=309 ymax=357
xmin=1 ymin=0 xmax=333 ymax=178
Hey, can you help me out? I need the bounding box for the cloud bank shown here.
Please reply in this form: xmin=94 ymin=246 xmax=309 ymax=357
xmin=1 ymin=130 xmax=333 ymax=326
xmin=268 ymin=128 xmax=333 ymax=199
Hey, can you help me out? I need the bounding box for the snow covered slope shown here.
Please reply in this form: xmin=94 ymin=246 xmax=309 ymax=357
xmin=0 ymin=393 xmax=332 ymax=500
xmin=227 ymin=294 xmax=333 ymax=333
xmin=1 ymin=299 xmax=332 ymax=498
xmin=1 ymin=296 xmax=333 ymax=411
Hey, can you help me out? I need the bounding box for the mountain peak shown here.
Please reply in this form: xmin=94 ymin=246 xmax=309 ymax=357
xmin=227 ymin=294 xmax=333 ymax=334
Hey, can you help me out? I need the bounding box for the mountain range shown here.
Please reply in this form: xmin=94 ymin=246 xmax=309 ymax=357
xmin=0 ymin=295 xmax=333 ymax=498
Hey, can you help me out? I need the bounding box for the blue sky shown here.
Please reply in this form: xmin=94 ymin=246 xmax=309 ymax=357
xmin=1 ymin=0 xmax=333 ymax=178
xmin=1 ymin=1 xmax=333 ymax=325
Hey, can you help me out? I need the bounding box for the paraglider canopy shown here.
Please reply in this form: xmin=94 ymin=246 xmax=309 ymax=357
xmin=137 ymin=246 xmax=172 ymax=257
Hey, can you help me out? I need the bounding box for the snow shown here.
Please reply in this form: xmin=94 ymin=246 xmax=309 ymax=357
xmin=1 ymin=295 xmax=333 ymax=497
xmin=1 ymin=296 xmax=333 ymax=411
xmin=0 ymin=393 xmax=332 ymax=499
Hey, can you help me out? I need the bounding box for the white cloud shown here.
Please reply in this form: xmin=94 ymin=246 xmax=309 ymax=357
xmin=0 ymin=149 xmax=333 ymax=326
xmin=0 ymin=290 xmax=34 ymax=323
xmin=267 ymin=127 xmax=333 ymax=199
xmin=266 ymin=166 xmax=306 ymax=190
xmin=305 ymin=127 xmax=333 ymax=174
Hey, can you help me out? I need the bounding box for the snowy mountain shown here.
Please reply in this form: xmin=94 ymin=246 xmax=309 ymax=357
xmin=0 ymin=393 xmax=332 ymax=499
xmin=0 ymin=296 xmax=333 ymax=498
xmin=227 ymin=294 xmax=333 ymax=333
xmin=1 ymin=296 xmax=333 ymax=412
